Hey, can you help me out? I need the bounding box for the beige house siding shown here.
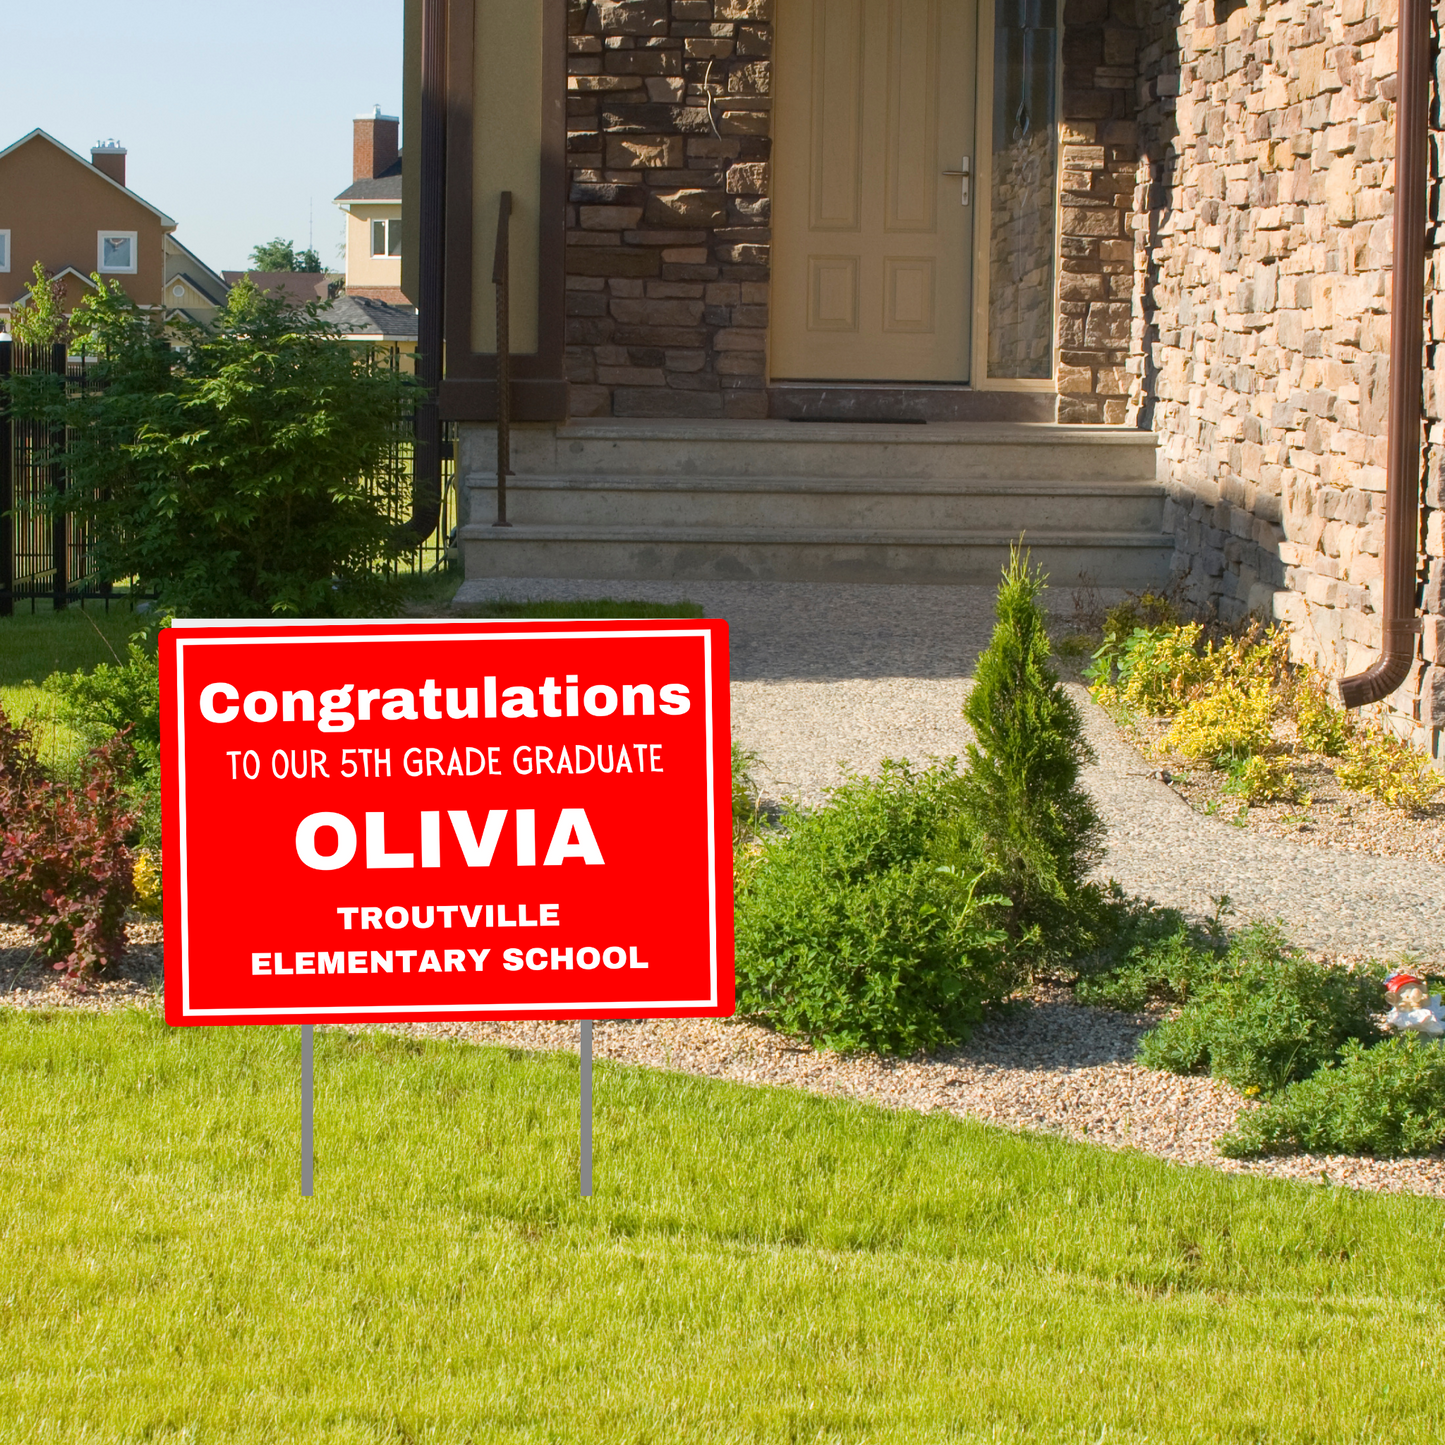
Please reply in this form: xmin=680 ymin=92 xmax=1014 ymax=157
xmin=0 ymin=133 xmax=170 ymax=309
xmin=345 ymin=203 xmax=405 ymax=296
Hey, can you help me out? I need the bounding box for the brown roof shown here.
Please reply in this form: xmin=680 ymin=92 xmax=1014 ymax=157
xmin=221 ymin=271 xmax=343 ymax=305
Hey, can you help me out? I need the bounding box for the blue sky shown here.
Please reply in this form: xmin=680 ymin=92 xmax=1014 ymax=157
xmin=2 ymin=0 xmax=404 ymax=274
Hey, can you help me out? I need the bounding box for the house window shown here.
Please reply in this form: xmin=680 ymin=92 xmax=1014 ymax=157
xmin=0 ymin=231 xmax=9 ymax=272
xmin=987 ymin=0 xmax=1059 ymax=380
xmin=98 ymin=231 xmax=138 ymax=274
xmin=371 ymin=218 xmax=402 ymax=258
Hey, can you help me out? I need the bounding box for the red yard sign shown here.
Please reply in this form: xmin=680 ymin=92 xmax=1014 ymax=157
xmin=160 ymin=617 xmax=734 ymax=1026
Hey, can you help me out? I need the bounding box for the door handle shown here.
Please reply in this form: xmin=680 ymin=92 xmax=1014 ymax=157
xmin=942 ymin=157 xmax=971 ymax=206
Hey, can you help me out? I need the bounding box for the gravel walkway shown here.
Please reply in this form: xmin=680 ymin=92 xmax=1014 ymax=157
xmin=459 ymin=576 xmax=1445 ymax=964
xmin=7 ymin=578 xmax=1444 ymax=1198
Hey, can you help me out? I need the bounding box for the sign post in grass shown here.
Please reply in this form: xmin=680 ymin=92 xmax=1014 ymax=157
xmin=160 ymin=617 xmax=736 ymax=1196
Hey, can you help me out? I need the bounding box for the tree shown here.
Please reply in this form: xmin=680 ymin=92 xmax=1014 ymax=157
xmin=953 ymin=546 xmax=1105 ymax=960
xmin=248 ymin=238 xmax=323 ymax=273
xmin=16 ymin=277 xmax=422 ymax=617
xmin=8 ymin=261 xmax=68 ymax=346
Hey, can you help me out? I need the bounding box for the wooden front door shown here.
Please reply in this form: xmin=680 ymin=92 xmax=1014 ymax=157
xmin=771 ymin=0 xmax=978 ymax=383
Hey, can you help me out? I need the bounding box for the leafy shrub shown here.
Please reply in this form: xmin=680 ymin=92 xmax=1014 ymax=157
xmin=1288 ymin=667 xmax=1353 ymax=756
xmin=1072 ymin=892 xmax=1224 ymax=1011
xmin=1136 ymin=924 xmax=1383 ymax=1095
xmin=43 ymin=636 xmax=162 ymax=849
xmin=1101 ymin=592 xmax=1178 ymax=645
xmin=954 ymin=549 xmax=1104 ymax=963
xmin=731 ymin=742 xmax=761 ymax=844
xmin=1164 ymin=683 xmax=1276 ymax=764
xmin=1223 ymin=753 xmax=1299 ymax=805
xmin=0 ymin=708 xmax=137 ymax=979
xmin=9 ymin=279 xmax=422 ymax=617
xmin=734 ymin=762 xmax=1010 ymax=1054
xmin=1088 ymin=623 xmax=1214 ymax=716
xmin=1336 ymin=728 xmax=1445 ymax=812
xmin=1219 ymin=1035 xmax=1445 ymax=1158
xmin=132 ymin=851 xmax=162 ymax=917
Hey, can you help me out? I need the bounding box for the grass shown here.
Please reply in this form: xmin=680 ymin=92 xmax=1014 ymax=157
xmin=1 ymin=1010 xmax=1443 ymax=1442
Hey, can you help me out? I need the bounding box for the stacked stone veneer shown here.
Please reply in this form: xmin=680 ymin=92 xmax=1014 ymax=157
xmin=564 ymin=0 xmax=772 ymax=418
xmin=1129 ymin=0 xmax=1445 ymax=755
xmin=1057 ymin=0 xmax=1148 ymax=422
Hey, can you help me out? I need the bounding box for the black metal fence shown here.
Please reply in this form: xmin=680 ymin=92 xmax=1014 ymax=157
xmin=0 ymin=338 xmax=456 ymax=616
xmin=0 ymin=340 xmax=117 ymax=614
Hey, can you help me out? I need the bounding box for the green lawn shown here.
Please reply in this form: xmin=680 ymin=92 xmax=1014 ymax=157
xmin=1 ymin=1010 xmax=1441 ymax=1442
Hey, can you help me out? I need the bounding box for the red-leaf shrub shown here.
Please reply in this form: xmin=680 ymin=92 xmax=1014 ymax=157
xmin=0 ymin=708 xmax=137 ymax=981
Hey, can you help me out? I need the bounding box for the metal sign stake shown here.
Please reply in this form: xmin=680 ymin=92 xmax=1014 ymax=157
xmin=580 ymin=1020 xmax=593 ymax=1198
xmin=301 ymin=1024 xmax=314 ymax=1197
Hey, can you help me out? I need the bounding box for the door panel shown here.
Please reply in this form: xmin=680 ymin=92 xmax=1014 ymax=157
xmin=773 ymin=0 xmax=977 ymax=381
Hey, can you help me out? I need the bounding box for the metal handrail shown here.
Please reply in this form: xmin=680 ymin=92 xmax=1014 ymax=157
xmin=492 ymin=190 xmax=513 ymax=528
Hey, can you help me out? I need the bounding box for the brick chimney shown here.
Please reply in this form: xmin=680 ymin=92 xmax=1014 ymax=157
xmin=91 ymin=140 xmax=127 ymax=187
xmin=353 ymin=106 xmax=399 ymax=182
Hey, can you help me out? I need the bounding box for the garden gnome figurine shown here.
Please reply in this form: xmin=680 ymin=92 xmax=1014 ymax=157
xmin=1383 ymin=970 xmax=1445 ymax=1037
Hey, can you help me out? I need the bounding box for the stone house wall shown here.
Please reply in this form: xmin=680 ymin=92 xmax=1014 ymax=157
xmin=564 ymin=0 xmax=774 ymax=419
xmin=1129 ymin=0 xmax=1445 ymax=756
xmin=1058 ymin=0 xmax=1148 ymax=423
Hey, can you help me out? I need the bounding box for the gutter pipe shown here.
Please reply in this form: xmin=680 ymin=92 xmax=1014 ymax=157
xmin=406 ymin=0 xmax=447 ymax=545
xmin=1338 ymin=0 xmax=1428 ymax=707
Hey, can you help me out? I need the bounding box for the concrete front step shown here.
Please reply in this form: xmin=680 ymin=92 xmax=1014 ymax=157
xmin=458 ymin=523 xmax=1174 ymax=589
xmin=461 ymin=419 xmax=1159 ymax=482
xmin=465 ymin=474 xmax=1166 ymax=534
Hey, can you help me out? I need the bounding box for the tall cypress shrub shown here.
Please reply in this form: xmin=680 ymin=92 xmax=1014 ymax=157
xmin=957 ymin=548 xmax=1105 ymax=957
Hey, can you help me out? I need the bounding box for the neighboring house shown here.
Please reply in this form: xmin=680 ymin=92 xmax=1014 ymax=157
xmin=0 ymin=129 xmax=218 ymax=325
xmin=325 ymin=292 xmax=418 ymax=365
xmin=334 ymin=107 xmax=408 ymax=304
xmin=220 ymin=270 xmax=343 ymax=306
xmin=405 ymin=0 xmax=1443 ymax=764
xmin=163 ymin=235 xmax=230 ymax=328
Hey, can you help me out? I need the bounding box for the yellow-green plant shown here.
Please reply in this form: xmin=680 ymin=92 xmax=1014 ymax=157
xmin=1289 ymin=668 xmax=1353 ymax=756
xmin=1213 ymin=622 xmax=1291 ymax=694
xmin=1224 ymin=754 xmax=1299 ymax=805
xmin=132 ymin=851 xmax=162 ymax=916
xmin=1337 ymin=729 xmax=1445 ymax=812
xmin=1164 ymin=684 xmax=1276 ymax=764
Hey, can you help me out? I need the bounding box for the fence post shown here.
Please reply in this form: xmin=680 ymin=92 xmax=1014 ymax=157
xmin=49 ymin=341 xmax=66 ymax=610
xmin=0 ymin=339 xmax=12 ymax=617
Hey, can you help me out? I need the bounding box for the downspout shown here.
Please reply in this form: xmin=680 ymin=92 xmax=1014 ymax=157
xmin=406 ymin=0 xmax=448 ymax=545
xmin=1338 ymin=0 xmax=1428 ymax=706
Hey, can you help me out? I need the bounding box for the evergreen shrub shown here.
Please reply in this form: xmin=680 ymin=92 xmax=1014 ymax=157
xmin=953 ymin=548 xmax=1104 ymax=963
xmin=734 ymin=763 xmax=1009 ymax=1054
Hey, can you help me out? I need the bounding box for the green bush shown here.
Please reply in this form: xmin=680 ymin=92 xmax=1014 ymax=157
xmin=954 ymin=549 xmax=1104 ymax=964
xmin=734 ymin=762 xmax=1010 ymax=1054
xmin=1072 ymin=892 xmax=1223 ymax=1011
xmin=42 ymin=636 xmax=162 ymax=850
xmin=8 ymin=279 xmax=422 ymax=617
xmin=1220 ymin=1035 xmax=1445 ymax=1158
xmin=1137 ymin=924 xmax=1383 ymax=1095
xmin=731 ymin=742 xmax=761 ymax=844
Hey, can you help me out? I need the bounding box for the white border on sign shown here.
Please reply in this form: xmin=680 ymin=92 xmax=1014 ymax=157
xmin=174 ymin=629 xmax=719 ymax=1019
